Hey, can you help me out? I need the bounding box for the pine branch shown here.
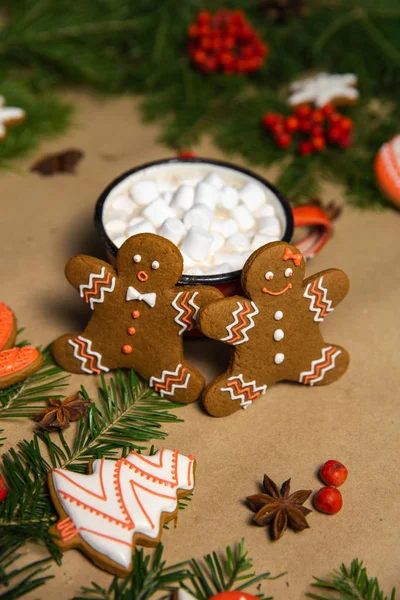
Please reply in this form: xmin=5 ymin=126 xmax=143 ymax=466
xmin=0 ymin=345 xmax=70 ymax=419
xmin=0 ymin=542 xmax=54 ymax=599
xmin=307 ymin=559 xmax=396 ymax=600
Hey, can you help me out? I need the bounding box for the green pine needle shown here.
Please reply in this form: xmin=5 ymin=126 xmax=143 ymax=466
xmin=307 ymin=559 xmax=396 ymax=600
xmin=0 ymin=543 xmax=54 ymax=600
xmin=0 ymin=344 xmax=70 ymax=419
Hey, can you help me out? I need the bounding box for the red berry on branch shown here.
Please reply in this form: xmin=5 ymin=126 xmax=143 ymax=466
xmin=319 ymin=460 xmax=348 ymax=487
xmin=285 ymin=116 xmax=300 ymax=133
xmin=312 ymin=136 xmax=326 ymax=151
xmin=298 ymin=140 xmax=313 ymax=156
xmin=339 ymin=117 xmax=353 ymax=132
xmin=295 ymin=105 xmax=312 ymax=119
xmin=311 ymin=110 xmax=325 ymax=124
xmin=200 ymin=36 xmax=212 ymax=50
xmin=329 ymin=112 xmax=342 ymax=125
xmin=327 ymin=126 xmax=342 ymax=144
xmin=188 ymin=24 xmax=200 ymax=38
xmin=262 ymin=113 xmax=282 ymax=128
xmin=197 ymin=11 xmax=211 ymax=24
xmin=0 ymin=475 xmax=7 ymax=502
xmin=322 ymin=103 xmax=335 ymax=116
xmin=276 ymin=133 xmax=292 ymax=148
xmin=299 ymin=119 xmax=313 ymax=134
xmin=314 ymin=486 xmax=343 ymax=514
xmin=312 ymin=125 xmax=324 ymax=137
xmin=338 ymin=132 xmax=353 ymax=148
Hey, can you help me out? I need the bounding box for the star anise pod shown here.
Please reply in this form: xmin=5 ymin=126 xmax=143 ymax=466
xmin=33 ymin=392 xmax=90 ymax=430
xmin=247 ymin=474 xmax=312 ymax=540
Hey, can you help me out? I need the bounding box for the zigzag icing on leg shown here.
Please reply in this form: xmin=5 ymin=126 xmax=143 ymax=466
xmin=149 ymin=364 xmax=191 ymax=397
xmin=304 ymin=276 xmax=334 ymax=322
xmin=221 ymin=374 xmax=267 ymax=409
xmin=309 ymin=348 xmax=341 ymax=385
xmin=220 ymin=301 xmax=259 ymax=345
xmin=299 ymin=346 xmax=331 ymax=383
xmin=299 ymin=346 xmax=341 ymax=385
xmin=68 ymin=336 xmax=109 ymax=374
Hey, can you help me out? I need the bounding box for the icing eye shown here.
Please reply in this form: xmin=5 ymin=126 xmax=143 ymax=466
xmin=265 ymin=271 xmax=274 ymax=281
xmin=151 ymin=260 xmax=160 ymax=270
xmin=133 ymin=254 xmax=141 ymax=263
xmin=285 ymin=268 xmax=293 ymax=277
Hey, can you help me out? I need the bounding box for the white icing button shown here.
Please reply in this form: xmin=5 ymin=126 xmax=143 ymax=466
xmin=274 ymin=353 xmax=285 ymax=364
xmin=274 ymin=310 xmax=283 ymax=320
xmin=274 ymin=329 xmax=284 ymax=341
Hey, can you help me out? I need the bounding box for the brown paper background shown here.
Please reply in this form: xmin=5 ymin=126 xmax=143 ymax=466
xmin=0 ymin=92 xmax=399 ymax=599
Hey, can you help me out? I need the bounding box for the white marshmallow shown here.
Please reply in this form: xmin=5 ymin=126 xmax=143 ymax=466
xmin=127 ymin=216 xmax=143 ymax=227
xmin=159 ymin=218 xmax=186 ymax=246
xmin=112 ymin=235 xmax=127 ymax=248
xmin=251 ymin=233 xmax=277 ymax=251
xmin=219 ymin=186 xmax=239 ymax=210
xmin=181 ymin=226 xmax=213 ymax=262
xmin=130 ymin=180 xmax=159 ymax=206
xmin=210 ymin=217 xmax=239 ymax=238
xmin=110 ymin=194 xmax=135 ymax=216
xmin=225 ymin=232 xmax=250 ymax=252
xmin=142 ymin=198 xmax=175 ymax=228
xmin=241 ymin=250 xmax=253 ymax=264
xmin=259 ymin=216 xmax=282 ymax=237
xmin=215 ymin=251 xmax=243 ymax=271
xmin=194 ymin=182 xmax=220 ymax=211
xmin=170 ymin=184 xmax=195 ymax=215
xmin=163 ymin=191 xmax=173 ymax=204
xmin=105 ymin=219 xmax=127 ymax=236
xmin=239 ymin=182 xmax=266 ymax=212
xmin=207 ymin=263 xmax=232 ymax=275
xmin=203 ymin=172 xmax=225 ymax=190
xmin=254 ymin=203 xmax=276 ymax=218
xmin=126 ymin=219 xmax=156 ymax=237
xmin=181 ymin=252 xmax=195 ymax=268
xmin=183 ymin=204 xmax=213 ymax=231
xmin=231 ymin=205 xmax=255 ymax=232
xmin=185 ymin=266 xmax=204 ymax=276
xmin=210 ymin=232 xmax=225 ymax=255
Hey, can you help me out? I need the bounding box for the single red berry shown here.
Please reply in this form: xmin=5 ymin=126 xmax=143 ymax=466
xmin=270 ymin=122 xmax=285 ymax=136
xmin=178 ymin=151 xmax=196 ymax=159
xmin=311 ymin=110 xmax=325 ymax=124
xmin=223 ymin=35 xmax=235 ymax=50
xmin=276 ymin=133 xmax=292 ymax=148
xmin=312 ymin=136 xmax=326 ymax=151
xmin=188 ymin=24 xmax=200 ymax=38
xmin=295 ymin=105 xmax=312 ymax=119
xmin=262 ymin=113 xmax=282 ymax=128
xmin=200 ymin=36 xmax=212 ymax=50
xmin=322 ymin=103 xmax=335 ymax=115
xmin=314 ymin=486 xmax=343 ymax=514
xmin=241 ymin=45 xmax=254 ymax=58
xmin=197 ymin=10 xmax=211 ymax=24
xmin=339 ymin=117 xmax=353 ymax=132
xmin=192 ymin=49 xmax=207 ymax=65
xmin=0 ymin=475 xmax=7 ymax=502
xmin=205 ymin=56 xmax=218 ymax=72
xmin=338 ymin=132 xmax=353 ymax=148
xmin=285 ymin=116 xmax=300 ymax=133
xmin=328 ymin=112 xmax=342 ymax=125
xmin=298 ymin=140 xmax=313 ymax=156
xmin=198 ymin=24 xmax=211 ymax=37
xmin=319 ymin=460 xmax=348 ymax=487
xmin=299 ymin=119 xmax=313 ymax=134
xmin=327 ymin=126 xmax=342 ymax=144
xmin=312 ymin=125 xmax=324 ymax=137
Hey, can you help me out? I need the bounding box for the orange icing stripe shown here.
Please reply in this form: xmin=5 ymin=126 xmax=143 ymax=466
xmin=229 ymin=302 xmax=251 ymax=344
xmin=154 ymin=369 xmax=188 ymax=393
xmin=228 ymin=379 xmax=261 ymax=401
xmin=187 ymin=459 xmax=193 ymax=487
xmin=84 ymin=272 xmax=112 ymax=303
xmin=113 ymin=461 xmax=135 ymax=529
xmin=75 ymin=338 xmax=101 ymax=374
xmin=122 ymin=449 xmax=178 ymax=487
xmin=56 ymin=517 xmax=78 ymax=541
xmin=54 ymin=459 xmax=107 ymax=501
xmin=310 ymin=278 xmax=329 ymax=318
xmin=180 ymin=292 xmax=194 ymax=331
xmin=303 ymin=347 xmax=335 ymax=384
xmin=58 ymin=490 xmax=133 ymax=530
xmin=79 ymin=527 xmax=132 ymax=547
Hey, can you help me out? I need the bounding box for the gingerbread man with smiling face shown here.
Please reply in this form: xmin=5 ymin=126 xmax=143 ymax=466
xmin=198 ymin=241 xmax=350 ymax=417
xmin=52 ymin=233 xmax=222 ymax=403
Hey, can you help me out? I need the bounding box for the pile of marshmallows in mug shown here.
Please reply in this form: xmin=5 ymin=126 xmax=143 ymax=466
xmin=103 ymin=171 xmax=283 ymax=276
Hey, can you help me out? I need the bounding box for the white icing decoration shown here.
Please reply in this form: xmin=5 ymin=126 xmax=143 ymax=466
xmin=303 ymin=276 xmax=334 ymax=322
xmin=149 ymin=364 xmax=191 ymax=397
xmin=151 ymin=260 xmax=160 ymax=270
xmin=172 ymin=291 xmax=200 ymax=335
xmin=299 ymin=346 xmax=342 ymax=385
xmin=274 ymin=310 xmax=283 ymax=320
xmin=68 ymin=336 xmax=109 ymax=374
xmin=285 ymin=268 xmax=293 ymax=277
xmin=274 ymin=329 xmax=284 ymax=341
xmin=79 ymin=266 xmax=116 ymax=310
xmin=288 ymin=73 xmax=359 ymax=108
xmin=221 ymin=373 xmax=267 ymax=410
xmin=265 ymin=271 xmax=274 ymax=280
xmin=51 ymin=449 xmax=195 ymax=569
xmin=274 ymin=353 xmax=285 ymax=364
xmin=133 ymin=254 xmax=142 ymax=263
xmin=220 ymin=301 xmax=259 ymax=345
xmin=126 ymin=286 xmax=156 ymax=308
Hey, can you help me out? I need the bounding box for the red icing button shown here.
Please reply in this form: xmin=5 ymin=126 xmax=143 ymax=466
xmin=127 ymin=327 xmax=136 ymax=335
xmin=132 ymin=310 xmax=140 ymax=319
xmin=122 ymin=344 xmax=133 ymax=354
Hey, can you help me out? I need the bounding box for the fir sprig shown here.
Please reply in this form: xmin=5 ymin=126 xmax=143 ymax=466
xmin=0 ymin=344 xmax=70 ymax=419
xmin=307 ymin=559 xmax=396 ymax=600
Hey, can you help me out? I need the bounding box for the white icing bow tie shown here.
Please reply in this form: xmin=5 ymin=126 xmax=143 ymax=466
xmin=126 ymin=286 xmax=156 ymax=308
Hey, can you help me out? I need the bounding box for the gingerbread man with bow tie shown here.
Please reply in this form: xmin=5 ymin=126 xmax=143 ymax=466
xmin=52 ymin=233 xmax=222 ymax=403
xmin=198 ymin=241 xmax=350 ymax=417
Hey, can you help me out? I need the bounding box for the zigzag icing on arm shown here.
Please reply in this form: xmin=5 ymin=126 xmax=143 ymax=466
xmin=79 ymin=266 xmax=106 ymax=297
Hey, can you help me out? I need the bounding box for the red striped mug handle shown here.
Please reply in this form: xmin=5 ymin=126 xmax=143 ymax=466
xmin=292 ymin=205 xmax=332 ymax=259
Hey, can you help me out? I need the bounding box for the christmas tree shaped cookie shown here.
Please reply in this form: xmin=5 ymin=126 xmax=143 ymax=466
xmin=48 ymin=448 xmax=195 ymax=577
xmin=198 ymin=241 xmax=350 ymax=417
xmin=52 ymin=233 xmax=222 ymax=403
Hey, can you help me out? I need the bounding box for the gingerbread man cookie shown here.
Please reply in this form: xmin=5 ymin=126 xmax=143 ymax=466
xmin=198 ymin=241 xmax=350 ymax=417
xmin=52 ymin=233 xmax=222 ymax=403
xmin=48 ymin=448 xmax=195 ymax=577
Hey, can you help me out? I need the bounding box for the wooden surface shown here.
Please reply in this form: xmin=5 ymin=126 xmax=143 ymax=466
xmin=1 ymin=92 xmax=399 ymax=598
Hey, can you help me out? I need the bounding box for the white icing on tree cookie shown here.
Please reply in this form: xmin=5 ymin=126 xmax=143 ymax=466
xmin=288 ymin=73 xmax=359 ymax=108
xmin=0 ymin=96 xmax=26 ymax=138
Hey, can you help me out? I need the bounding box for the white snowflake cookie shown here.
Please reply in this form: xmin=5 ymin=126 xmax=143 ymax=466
xmin=288 ymin=72 xmax=359 ymax=108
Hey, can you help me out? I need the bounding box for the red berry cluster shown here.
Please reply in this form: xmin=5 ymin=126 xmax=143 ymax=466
xmin=188 ymin=10 xmax=268 ymax=74
xmin=262 ymin=104 xmax=354 ymax=155
xmin=314 ymin=459 xmax=348 ymax=515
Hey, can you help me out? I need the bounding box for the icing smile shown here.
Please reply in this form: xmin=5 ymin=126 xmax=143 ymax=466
xmin=262 ymin=283 xmax=292 ymax=295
